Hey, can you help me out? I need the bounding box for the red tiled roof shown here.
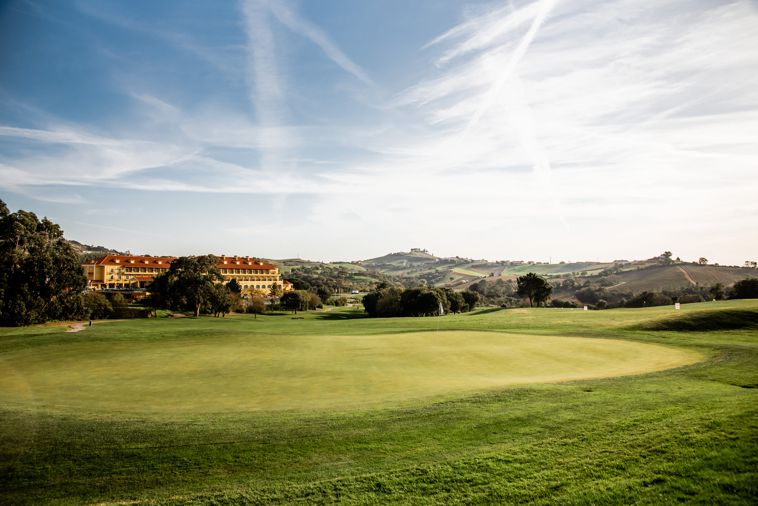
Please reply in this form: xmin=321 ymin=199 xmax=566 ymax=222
xmin=87 ymin=255 xmax=277 ymax=271
xmin=89 ymin=255 xmax=176 ymax=268
xmin=216 ymin=256 xmax=276 ymax=270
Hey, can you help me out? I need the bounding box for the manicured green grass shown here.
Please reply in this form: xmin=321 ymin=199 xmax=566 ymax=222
xmin=1 ymin=300 xmax=756 ymax=504
xmin=0 ymin=331 xmax=699 ymax=416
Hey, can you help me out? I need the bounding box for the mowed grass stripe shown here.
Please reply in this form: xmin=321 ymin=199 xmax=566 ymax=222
xmin=0 ymin=331 xmax=700 ymax=416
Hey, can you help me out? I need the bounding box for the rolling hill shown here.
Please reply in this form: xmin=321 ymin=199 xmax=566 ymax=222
xmin=588 ymin=263 xmax=751 ymax=293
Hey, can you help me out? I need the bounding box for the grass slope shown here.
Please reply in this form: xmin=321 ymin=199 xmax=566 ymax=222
xmin=1 ymin=300 xmax=756 ymax=504
xmin=597 ymin=264 xmax=751 ymax=293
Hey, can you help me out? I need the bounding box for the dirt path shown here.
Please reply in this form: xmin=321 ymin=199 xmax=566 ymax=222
xmin=677 ymin=266 xmax=697 ymax=286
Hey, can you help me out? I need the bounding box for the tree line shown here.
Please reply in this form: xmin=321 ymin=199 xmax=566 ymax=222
xmin=361 ymin=283 xmax=480 ymax=317
xmin=2 ymin=199 xmax=757 ymax=325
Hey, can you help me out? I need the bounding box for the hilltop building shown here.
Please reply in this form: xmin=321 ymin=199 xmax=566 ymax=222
xmin=83 ymin=255 xmax=292 ymax=294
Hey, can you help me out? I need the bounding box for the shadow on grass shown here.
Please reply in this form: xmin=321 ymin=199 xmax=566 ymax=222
xmin=468 ymin=307 xmax=506 ymax=316
xmin=315 ymin=312 xmax=370 ymax=321
xmin=634 ymin=309 xmax=758 ymax=332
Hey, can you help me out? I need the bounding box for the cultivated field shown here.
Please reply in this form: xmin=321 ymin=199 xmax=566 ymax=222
xmin=1 ymin=300 xmax=756 ymax=504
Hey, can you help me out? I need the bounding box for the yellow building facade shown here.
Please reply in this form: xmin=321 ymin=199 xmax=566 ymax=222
xmin=83 ymin=255 xmax=292 ymax=294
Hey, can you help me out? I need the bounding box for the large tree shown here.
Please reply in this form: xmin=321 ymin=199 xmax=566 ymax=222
xmin=280 ymin=290 xmax=307 ymax=314
xmin=730 ymin=278 xmax=758 ymax=300
xmin=149 ymin=255 xmax=223 ymax=317
xmin=516 ymin=272 xmax=552 ymax=307
xmin=0 ymin=200 xmax=87 ymax=326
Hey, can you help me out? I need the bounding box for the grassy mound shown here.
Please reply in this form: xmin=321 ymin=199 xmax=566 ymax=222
xmin=636 ymin=309 xmax=758 ymax=332
xmin=0 ymin=331 xmax=699 ymax=416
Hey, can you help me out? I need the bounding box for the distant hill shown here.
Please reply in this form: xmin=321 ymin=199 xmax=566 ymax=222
xmin=68 ymin=240 xmax=125 ymax=262
xmin=589 ymin=264 xmax=751 ymax=293
xmin=69 ymin=241 xmax=757 ymax=298
xmin=362 ymin=249 xmax=441 ymax=268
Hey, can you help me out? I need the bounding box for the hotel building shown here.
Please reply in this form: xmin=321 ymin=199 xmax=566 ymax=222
xmin=83 ymin=255 xmax=292 ymax=294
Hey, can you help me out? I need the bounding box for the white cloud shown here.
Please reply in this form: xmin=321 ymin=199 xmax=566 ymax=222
xmin=267 ymin=0 xmax=373 ymax=85
xmin=3 ymin=0 xmax=758 ymax=262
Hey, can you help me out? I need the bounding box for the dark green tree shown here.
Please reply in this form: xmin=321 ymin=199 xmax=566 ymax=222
xmin=362 ymin=291 xmax=382 ymax=317
xmin=82 ymin=292 xmax=113 ymax=319
xmin=208 ymin=284 xmax=233 ymax=317
xmin=462 ymin=290 xmax=480 ymax=311
xmin=376 ymin=287 xmax=403 ymax=317
xmin=316 ymin=286 xmax=331 ymax=303
xmin=0 ymin=200 xmax=87 ymax=325
xmin=516 ymin=272 xmax=552 ymax=307
xmin=730 ymin=278 xmax=758 ymax=299
xmin=709 ymin=283 xmax=725 ymax=301
xmin=442 ymin=288 xmax=465 ymax=313
xmin=281 ymin=291 xmax=306 ymax=313
xmin=227 ymin=279 xmax=242 ymax=293
xmin=148 ymin=255 xmax=223 ymax=317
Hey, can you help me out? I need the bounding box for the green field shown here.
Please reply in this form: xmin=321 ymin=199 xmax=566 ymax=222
xmin=1 ymin=300 xmax=757 ymax=504
xmin=451 ymin=266 xmax=486 ymax=277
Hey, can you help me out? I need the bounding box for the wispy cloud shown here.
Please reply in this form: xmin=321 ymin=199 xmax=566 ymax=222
xmin=267 ymin=0 xmax=373 ymax=85
xmin=3 ymin=0 xmax=757 ymax=262
xmin=75 ymin=0 xmax=241 ymax=74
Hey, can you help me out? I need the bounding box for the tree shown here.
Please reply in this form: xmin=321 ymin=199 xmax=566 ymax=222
xmin=307 ymin=292 xmax=322 ymax=310
xmin=315 ymin=286 xmax=331 ymax=303
xmin=462 ymin=290 xmax=479 ymax=311
xmin=281 ymin=291 xmax=306 ymax=313
xmin=730 ymin=278 xmax=758 ymax=299
xmin=698 ymin=257 xmax=708 ymax=265
xmin=208 ymin=284 xmax=233 ymax=317
xmin=361 ymin=291 xmax=382 ymax=317
xmin=376 ymin=287 xmax=403 ymax=316
xmin=0 ymin=200 xmax=87 ymax=326
xmin=82 ymin=292 xmax=113 ymax=319
xmin=709 ymin=283 xmax=724 ymax=300
xmin=516 ymin=273 xmax=552 ymax=307
xmin=247 ymin=294 xmax=266 ymax=318
xmin=148 ymin=255 xmax=223 ymax=317
xmin=227 ymin=279 xmax=242 ymax=294
xmin=442 ymin=288 xmax=465 ymax=313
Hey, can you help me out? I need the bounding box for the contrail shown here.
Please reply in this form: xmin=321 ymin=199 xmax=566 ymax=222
xmin=462 ymin=0 xmax=557 ymax=137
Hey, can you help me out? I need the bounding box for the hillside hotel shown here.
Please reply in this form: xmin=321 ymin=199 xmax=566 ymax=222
xmin=83 ymin=255 xmax=293 ymax=294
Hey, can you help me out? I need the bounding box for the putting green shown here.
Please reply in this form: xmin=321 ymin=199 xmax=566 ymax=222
xmin=0 ymin=331 xmax=701 ymax=416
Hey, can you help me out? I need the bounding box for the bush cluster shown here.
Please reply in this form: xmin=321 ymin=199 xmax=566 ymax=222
xmin=362 ymin=285 xmax=479 ymax=317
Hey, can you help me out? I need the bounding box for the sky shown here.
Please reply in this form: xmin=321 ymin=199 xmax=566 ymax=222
xmin=1 ymin=0 xmax=757 ymax=265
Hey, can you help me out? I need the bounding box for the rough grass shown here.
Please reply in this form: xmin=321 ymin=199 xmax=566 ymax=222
xmin=636 ymin=308 xmax=758 ymax=332
xmin=0 ymin=300 xmax=756 ymax=504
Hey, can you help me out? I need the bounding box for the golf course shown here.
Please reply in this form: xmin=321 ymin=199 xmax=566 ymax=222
xmin=1 ymin=300 xmax=756 ymax=504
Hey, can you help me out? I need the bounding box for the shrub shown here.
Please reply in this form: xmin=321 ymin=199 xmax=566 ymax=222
xmin=551 ymin=299 xmax=577 ymax=308
xmin=82 ymin=292 xmax=113 ymax=319
xmin=328 ymin=296 xmax=348 ymax=307
xmin=731 ymin=278 xmax=758 ymax=299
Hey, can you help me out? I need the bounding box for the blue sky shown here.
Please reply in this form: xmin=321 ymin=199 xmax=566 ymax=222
xmin=1 ymin=0 xmax=757 ymax=264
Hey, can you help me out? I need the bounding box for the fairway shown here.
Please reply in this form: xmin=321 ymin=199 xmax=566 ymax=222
xmin=1 ymin=301 xmax=756 ymax=505
xmin=0 ymin=330 xmax=699 ymax=415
